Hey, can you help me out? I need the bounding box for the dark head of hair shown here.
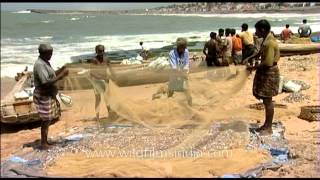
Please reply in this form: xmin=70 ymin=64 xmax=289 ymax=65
xmin=210 ymin=32 xmax=216 ymax=38
xmin=139 ymin=41 xmax=143 ymax=45
xmin=241 ymin=23 xmax=248 ymax=31
xmin=230 ymin=29 xmax=236 ymax=36
xmin=95 ymin=44 xmax=105 ymax=53
xmin=254 ymin=19 xmax=271 ymax=33
xmin=285 ymin=24 xmax=289 ymax=28
xmin=218 ymin=28 xmax=224 ymax=35
xmin=225 ymin=28 xmax=231 ymax=36
xmin=303 ymin=19 xmax=307 ymax=23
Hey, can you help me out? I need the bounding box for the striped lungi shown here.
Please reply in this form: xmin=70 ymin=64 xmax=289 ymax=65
xmin=253 ymin=65 xmax=280 ymax=99
xmin=33 ymin=89 xmax=61 ymax=121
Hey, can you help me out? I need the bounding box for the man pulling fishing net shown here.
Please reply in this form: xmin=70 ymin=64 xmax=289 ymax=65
xmin=152 ymin=37 xmax=192 ymax=106
xmin=88 ymin=44 xmax=119 ymax=123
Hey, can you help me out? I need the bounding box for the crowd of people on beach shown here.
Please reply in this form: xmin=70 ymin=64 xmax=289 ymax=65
xmin=30 ymin=18 xmax=315 ymax=149
xmin=202 ymin=19 xmax=312 ymax=68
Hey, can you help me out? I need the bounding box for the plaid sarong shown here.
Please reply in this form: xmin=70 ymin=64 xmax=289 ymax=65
xmin=253 ymin=65 xmax=280 ymax=99
xmin=33 ymin=88 xmax=61 ymax=121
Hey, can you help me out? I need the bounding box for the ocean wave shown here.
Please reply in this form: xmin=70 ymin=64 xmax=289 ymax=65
xmin=12 ymin=10 xmax=31 ymax=14
xmin=0 ymin=64 xmax=33 ymax=78
xmin=69 ymin=17 xmax=80 ymax=21
xmin=41 ymin=20 xmax=55 ymax=24
xmin=1 ymin=24 xmax=319 ymax=78
xmin=38 ymin=36 xmax=53 ymax=40
xmin=293 ymin=22 xmax=320 ymax=25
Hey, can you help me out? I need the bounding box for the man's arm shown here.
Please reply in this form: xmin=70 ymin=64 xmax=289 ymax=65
xmin=308 ymin=26 xmax=312 ymax=36
xmin=37 ymin=65 xmax=68 ymax=88
xmin=203 ymin=42 xmax=208 ymax=56
xmin=289 ymin=30 xmax=294 ymax=36
xmin=55 ymin=66 xmax=66 ymax=76
xmin=169 ymin=51 xmax=177 ymax=70
xmin=280 ymin=30 xmax=284 ymax=40
xmin=298 ymin=26 xmax=302 ymax=35
xmin=243 ymin=49 xmax=260 ymax=65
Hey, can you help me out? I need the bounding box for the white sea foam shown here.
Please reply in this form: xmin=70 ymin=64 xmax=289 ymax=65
xmin=293 ymin=22 xmax=320 ymax=25
xmin=38 ymin=36 xmax=53 ymax=40
xmin=12 ymin=10 xmax=31 ymax=14
xmin=0 ymin=64 xmax=33 ymax=78
xmin=41 ymin=20 xmax=55 ymax=24
xmin=69 ymin=17 xmax=80 ymax=21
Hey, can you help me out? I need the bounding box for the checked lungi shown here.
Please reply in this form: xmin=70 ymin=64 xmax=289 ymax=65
xmin=253 ymin=65 xmax=280 ymax=100
xmin=33 ymin=88 xmax=61 ymax=121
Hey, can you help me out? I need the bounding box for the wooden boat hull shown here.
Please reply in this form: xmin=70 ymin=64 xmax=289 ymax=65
xmin=1 ymin=75 xmax=40 ymax=124
xmin=279 ymin=43 xmax=320 ymax=56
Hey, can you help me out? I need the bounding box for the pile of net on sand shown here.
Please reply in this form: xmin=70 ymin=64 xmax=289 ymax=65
xmin=1 ymin=121 xmax=290 ymax=178
xmin=5 ymin=65 xmax=295 ymax=177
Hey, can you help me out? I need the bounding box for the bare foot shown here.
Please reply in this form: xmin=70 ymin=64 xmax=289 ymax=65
xmin=258 ymin=128 xmax=273 ymax=136
xmin=40 ymin=143 xmax=53 ymax=150
xmin=256 ymin=124 xmax=268 ymax=132
xmin=47 ymin=141 xmax=56 ymax=145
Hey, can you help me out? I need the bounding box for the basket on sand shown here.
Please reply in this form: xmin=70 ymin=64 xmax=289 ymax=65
xmin=298 ymin=105 xmax=320 ymax=121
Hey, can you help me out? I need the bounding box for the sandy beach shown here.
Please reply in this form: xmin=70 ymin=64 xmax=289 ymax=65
xmin=1 ymin=51 xmax=319 ymax=177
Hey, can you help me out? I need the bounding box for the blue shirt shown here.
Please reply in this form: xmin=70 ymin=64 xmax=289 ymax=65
xmin=169 ymin=48 xmax=190 ymax=71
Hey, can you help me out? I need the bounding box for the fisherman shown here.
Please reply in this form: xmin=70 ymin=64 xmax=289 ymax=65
xmin=281 ymin=24 xmax=294 ymax=42
xmin=89 ymin=44 xmax=118 ymax=123
xmin=239 ymin=23 xmax=255 ymax=61
xmin=139 ymin=41 xmax=149 ymax=60
xmin=298 ymin=19 xmax=312 ymax=38
xmin=223 ymin=28 xmax=233 ymax=66
xmin=231 ymin=29 xmax=243 ymax=65
xmin=216 ymin=28 xmax=226 ymax=65
xmin=203 ymin=32 xmax=219 ymax=67
xmin=168 ymin=37 xmax=192 ymax=106
xmin=244 ymin=19 xmax=280 ymax=135
xmin=33 ymin=43 xmax=69 ymax=149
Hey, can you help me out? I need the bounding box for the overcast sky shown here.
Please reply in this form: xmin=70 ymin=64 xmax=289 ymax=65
xmin=1 ymin=3 xmax=176 ymax=11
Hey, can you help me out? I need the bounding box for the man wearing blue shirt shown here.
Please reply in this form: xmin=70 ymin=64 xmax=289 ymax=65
xmin=168 ymin=37 xmax=192 ymax=106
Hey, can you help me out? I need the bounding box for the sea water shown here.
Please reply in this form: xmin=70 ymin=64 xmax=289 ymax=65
xmin=1 ymin=11 xmax=320 ymax=77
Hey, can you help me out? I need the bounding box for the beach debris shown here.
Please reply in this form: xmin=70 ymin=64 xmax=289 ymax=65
xmin=298 ymin=105 xmax=320 ymax=122
xmin=282 ymin=80 xmax=302 ymax=93
xmin=26 ymin=159 xmax=42 ymax=166
xmin=57 ymin=93 xmax=72 ymax=107
xmin=23 ymin=87 xmax=35 ymax=96
xmin=65 ymin=134 xmax=84 ymax=141
xmin=14 ymin=91 xmax=30 ymax=100
xmin=290 ymin=80 xmax=311 ymax=90
xmin=148 ymin=57 xmax=170 ymax=71
xmin=221 ymin=174 xmax=241 ymax=178
xmin=106 ymin=124 xmax=133 ymax=128
xmin=281 ymin=92 xmax=310 ymax=103
xmin=310 ymin=35 xmax=320 ymax=43
xmin=9 ymin=156 xmax=28 ymax=163
xmin=120 ymin=55 xmax=143 ymax=65
xmin=278 ymin=76 xmax=284 ymax=93
xmin=9 ymin=156 xmax=41 ymax=166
